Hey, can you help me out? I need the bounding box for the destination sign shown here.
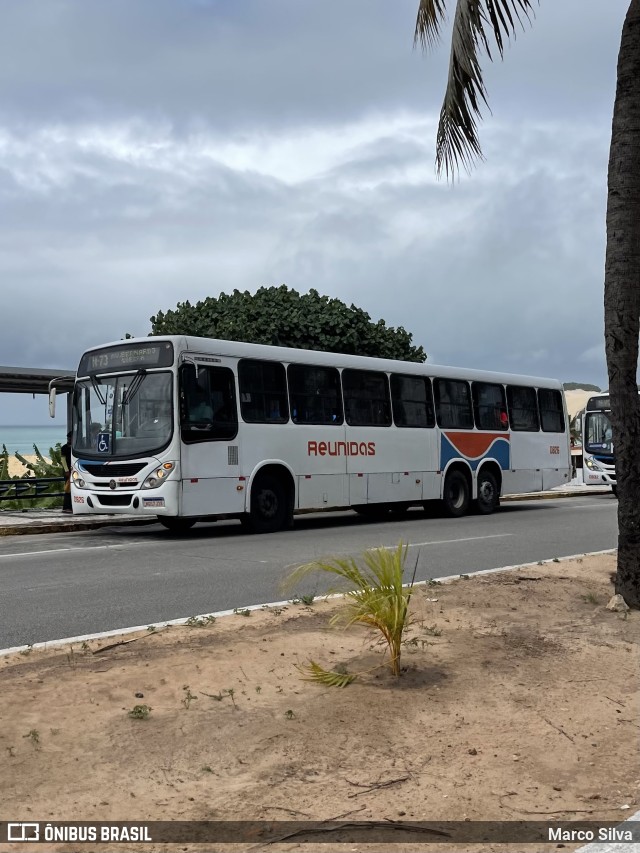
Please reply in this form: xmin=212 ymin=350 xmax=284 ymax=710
xmin=78 ymin=342 xmax=174 ymax=375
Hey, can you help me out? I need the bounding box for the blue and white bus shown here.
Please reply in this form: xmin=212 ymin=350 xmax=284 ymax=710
xmin=582 ymin=392 xmax=617 ymax=494
xmin=52 ymin=336 xmax=571 ymax=532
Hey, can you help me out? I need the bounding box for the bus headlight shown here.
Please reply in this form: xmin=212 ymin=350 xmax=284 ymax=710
xmin=585 ymin=457 xmax=601 ymax=471
xmin=142 ymin=461 xmax=176 ymax=490
xmin=71 ymin=469 xmax=86 ymax=488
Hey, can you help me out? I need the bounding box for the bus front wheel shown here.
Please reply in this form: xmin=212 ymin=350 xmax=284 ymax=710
xmin=476 ymin=471 xmax=499 ymax=515
xmin=158 ymin=517 xmax=197 ymax=533
xmin=246 ymin=474 xmax=290 ymax=533
xmin=442 ymin=470 xmax=470 ymax=517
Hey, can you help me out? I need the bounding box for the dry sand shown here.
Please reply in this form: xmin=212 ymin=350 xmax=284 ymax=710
xmin=4 ymin=454 xmax=51 ymax=478
xmin=0 ymin=551 xmax=638 ymax=853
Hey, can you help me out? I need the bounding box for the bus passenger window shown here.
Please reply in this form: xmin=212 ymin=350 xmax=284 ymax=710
xmin=538 ymin=388 xmax=565 ymax=433
xmin=434 ymin=379 xmax=473 ymax=429
xmin=239 ymin=360 xmax=289 ymax=424
xmin=472 ymin=382 xmax=508 ymax=431
xmin=391 ymin=374 xmax=434 ymax=428
xmin=342 ymin=370 xmax=391 ymax=427
xmin=506 ymin=386 xmax=539 ymax=431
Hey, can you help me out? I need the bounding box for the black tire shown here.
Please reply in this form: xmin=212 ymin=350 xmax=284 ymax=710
xmin=442 ymin=469 xmax=470 ymax=518
xmin=158 ymin=517 xmax=197 ymax=532
xmin=246 ymin=473 xmax=290 ymax=533
xmin=611 ymin=485 xmax=618 ymax=498
xmin=476 ymin=470 xmax=500 ymax=515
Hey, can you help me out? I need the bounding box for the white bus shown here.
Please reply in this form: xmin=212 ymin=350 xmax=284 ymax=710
xmin=57 ymin=336 xmax=571 ymax=532
xmin=582 ymin=392 xmax=617 ymax=494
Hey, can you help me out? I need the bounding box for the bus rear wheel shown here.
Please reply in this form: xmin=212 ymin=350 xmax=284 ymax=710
xmin=612 ymin=485 xmax=618 ymax=497
xmin=246 ymin=473 xmax=290 ymax=533
xmin=442 ymin=470 xmax=470 ymax=517
xmin=476 ymin=470 xmax=499 ymax=515
xmin=158 ymin=517 xmax=197 ymax=533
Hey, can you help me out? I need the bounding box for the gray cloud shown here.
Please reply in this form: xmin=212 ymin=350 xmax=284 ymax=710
xmin=0 ymin=0 xmax=628 ymax=423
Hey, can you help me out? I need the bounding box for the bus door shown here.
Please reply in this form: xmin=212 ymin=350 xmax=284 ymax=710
xmin=179 ymin=359 xmax=244 ymax=516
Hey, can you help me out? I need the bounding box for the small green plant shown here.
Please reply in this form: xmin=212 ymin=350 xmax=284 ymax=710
xmin=284 ymin=709 xmax=295 ymax=719
xmin=459 ymin=573 xmax=470 ymax=580
xmin=6 ymin=745 xmax=15 ymax=757
xmin=423 ymin=624 xmax=442 ymax=637
xmin=298 ymin=661 xmax=356 ymax=687
xmin=284 ymin=542 xmax=416 ymax=680
xmin=255 ymin=685 xmax=262 ymax=694
xmin=128 ymin=704 xmax=152 ymax=720
xmin=201 ymin=765 xmax=213 ymax=773
xmin=224 ymin=688 xmax=237 ymax=707
xmin=553 ymin=558 xmax=560 ymax=563
xmin=426 ymin=579 xmax=441 ymax=586
xmin=233 ymin=608 xmax=251 ymax=617
xmin=185 ymin=615 xmax=216 ymax=628
xmin=19 ymin=644 xmax=34 ymax=656
xmin=581 ymin=592 xmax=600 ymax=605
xmin=147 ymin=625 xmax=157 ymax=633
xmin=81 ymin=641 xmax=90 ymax=652
xmin=23 ymin=729 xmax=40 ymax=745
xmin=182 ymin=686 xmax=198 ymax=709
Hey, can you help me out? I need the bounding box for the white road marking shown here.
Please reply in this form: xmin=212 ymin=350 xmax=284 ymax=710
xmin=0 ymin=542 xmax=146 ymax=559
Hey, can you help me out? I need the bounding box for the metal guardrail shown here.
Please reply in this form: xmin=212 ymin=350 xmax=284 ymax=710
xmin=0 ymin=477 xmax=65 ymax=502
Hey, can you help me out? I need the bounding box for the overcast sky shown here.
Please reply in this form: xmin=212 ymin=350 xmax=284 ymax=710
xmin=0 ymin=0 xmax=630 ymax=425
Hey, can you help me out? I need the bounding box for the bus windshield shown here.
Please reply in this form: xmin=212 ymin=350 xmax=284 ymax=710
xmin=72 ymin=371 xmax=173 ymax=458
xmin=584 ymin=410 xmax=613 ymax=457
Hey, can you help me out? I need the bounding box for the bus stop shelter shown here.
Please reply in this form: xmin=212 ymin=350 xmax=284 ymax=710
xmin=0 ymin=366 xmax=76 ymax=424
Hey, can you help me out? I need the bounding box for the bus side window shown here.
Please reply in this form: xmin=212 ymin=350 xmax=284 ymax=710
xmin=506 ymin=385 xmax=539 ymax=431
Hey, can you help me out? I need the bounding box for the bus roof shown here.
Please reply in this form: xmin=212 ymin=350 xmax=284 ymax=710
xmin=82 ymin=335 xmax=565 ymax=389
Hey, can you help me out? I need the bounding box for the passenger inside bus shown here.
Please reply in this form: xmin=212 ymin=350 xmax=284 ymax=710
xmin=188 ymin=388 xmax=214 ymax=424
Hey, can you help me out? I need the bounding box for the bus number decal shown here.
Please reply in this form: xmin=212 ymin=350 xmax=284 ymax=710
xmin=550 ymin=445 xmax=560 ymax=455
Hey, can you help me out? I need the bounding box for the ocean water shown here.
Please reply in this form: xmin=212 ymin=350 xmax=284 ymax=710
xmin=0 ymin=425 xmax=65 ymax=457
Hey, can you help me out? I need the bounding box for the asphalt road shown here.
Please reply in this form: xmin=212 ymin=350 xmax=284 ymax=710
xmin=0 ymin=493 xmax=618 ymax=650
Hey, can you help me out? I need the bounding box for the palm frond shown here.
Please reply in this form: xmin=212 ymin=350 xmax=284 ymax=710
xmin=417 ymin=0 xmax=535 ymax=178
xmin=297 ymin=661 xmax=357 ymax=688
xmin=414 ymin=0 xmax=448 ymax=50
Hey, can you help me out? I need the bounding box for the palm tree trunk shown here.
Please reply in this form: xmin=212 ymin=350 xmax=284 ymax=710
xmin=605 ymin=0 xmax=640 ymax=607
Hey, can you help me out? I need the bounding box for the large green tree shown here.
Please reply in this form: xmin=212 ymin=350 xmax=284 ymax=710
xmin=150 ymin=285 xmax=426 ymax=362
xmin=415 ymin=0 xmax=640 ymax=606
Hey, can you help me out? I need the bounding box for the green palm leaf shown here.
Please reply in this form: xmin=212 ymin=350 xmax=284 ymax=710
xmin=415 ymin=0 xmax=535 ymax=177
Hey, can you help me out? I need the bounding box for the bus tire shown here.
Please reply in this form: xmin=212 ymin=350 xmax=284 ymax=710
xmin=442 ymin=469 xmax=470 ymax=517
xmin=612 ymin=485 xmax=618 ymax=497
xmin=476 ymin=470 xmax=499 ymax=515
xmin=158 ymin=517 xmax=197 ymax=532
xmin=247 ymin=473 xmax=289 ymax=533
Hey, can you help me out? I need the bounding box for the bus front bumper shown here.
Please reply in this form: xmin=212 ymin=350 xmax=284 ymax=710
xmin=71 ymin=480 xmax=180 ymax=516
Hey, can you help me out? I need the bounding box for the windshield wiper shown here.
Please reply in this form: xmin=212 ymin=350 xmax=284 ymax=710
xmin=122 ymin=369 xmax=147 ymax=406
xmin=90 ymin=375 xmax=107 ymax=406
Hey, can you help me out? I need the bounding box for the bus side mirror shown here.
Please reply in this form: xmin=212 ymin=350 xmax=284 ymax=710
xmin=49 ymin=388 xmax=56 ymax=418
xmin=179 ymin=363 xmax=198 ymax=423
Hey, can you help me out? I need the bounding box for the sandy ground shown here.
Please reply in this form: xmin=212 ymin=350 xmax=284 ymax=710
xmin=4 ymin=455 xmax=51 ymax=478
xmin=0 ymin=552 xmax=638 ymax=853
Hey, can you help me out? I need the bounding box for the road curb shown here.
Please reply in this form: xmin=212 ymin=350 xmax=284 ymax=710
xmin=0 ymin=518 xmax=154 ymax=536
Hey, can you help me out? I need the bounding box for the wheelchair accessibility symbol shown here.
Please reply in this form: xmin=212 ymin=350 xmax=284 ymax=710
xmin=97 ymin=432 xmax=110 ymax=453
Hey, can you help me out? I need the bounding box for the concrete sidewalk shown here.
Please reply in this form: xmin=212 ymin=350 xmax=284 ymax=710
xmin=0 ymin=484 xmax=613 ymax=536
